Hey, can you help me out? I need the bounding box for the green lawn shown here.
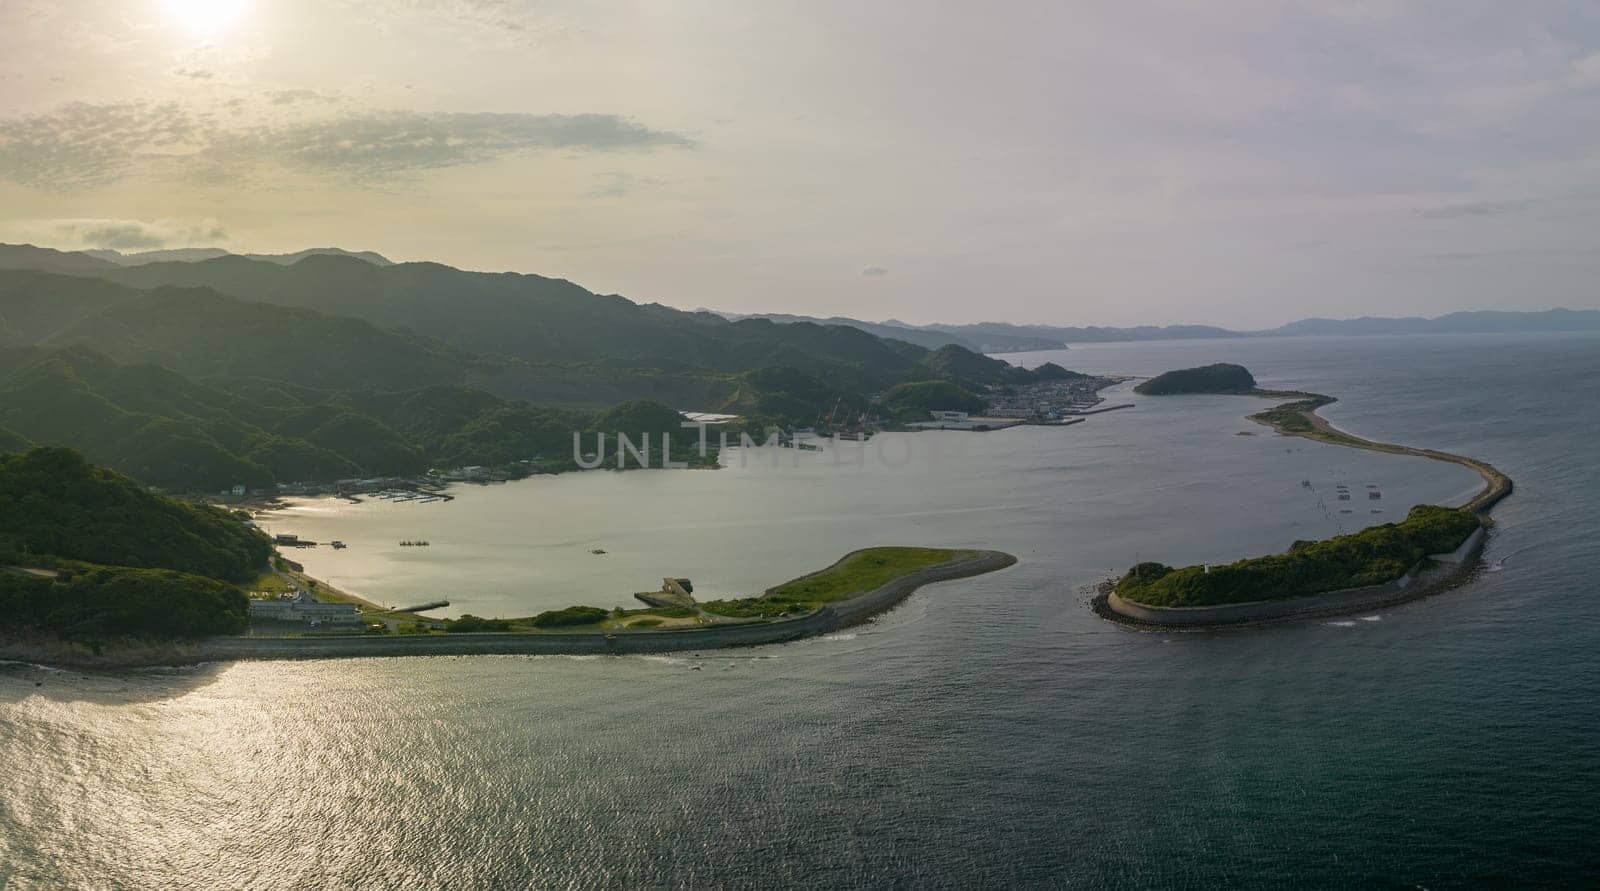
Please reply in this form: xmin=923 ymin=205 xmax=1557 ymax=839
xmin=249 ymin=571 xmax=296 ymax=596
xmin=703 ymin=547 xmax=959 ymax=618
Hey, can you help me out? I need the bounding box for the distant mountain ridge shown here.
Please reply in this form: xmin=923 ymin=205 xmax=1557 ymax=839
xmin=715 ymin=308 xmax=1600 ymax=347
xmin=81 ymin=246 xmax=395 ymax=267
xmin=5 ymin=244 xmax=1595 ymax=346
xmin=716 ymin=312 xmax=1067 ymax=352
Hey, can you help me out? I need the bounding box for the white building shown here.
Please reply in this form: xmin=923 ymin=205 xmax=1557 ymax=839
xmin=930 ymin=410 xmax=969 ymax=423
xmin=249 ymin=588 xmax=363 ymax=627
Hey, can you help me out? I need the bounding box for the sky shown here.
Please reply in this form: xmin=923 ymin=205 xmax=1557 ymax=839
xmin=2 ymin=0 xmax=1599 ymax=328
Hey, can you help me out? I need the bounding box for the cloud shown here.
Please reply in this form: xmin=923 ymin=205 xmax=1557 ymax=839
xmin=216 ymin=111 xmax=692 ymax=179
xmin=268 ymin=89 xmax=331 ymax=105
xmin=861 ymin=266 xmax=889 ymax=277
xmin=18 ymin=218 xmax=229 ymax=250
xmin=1412 ymin=199 xmax=1540 ymax=220
xmin=0 ymin=103 xmax=199 ymax=190
xmin=586 ymin=170 xmax=665 ymax=198
xmin=175 ymin=68 xmax=215 ymax=80
xmin=336 ymin=1 xmax=582 ymax=46
xmin=0 ymin=103 xmax=693 ymax=189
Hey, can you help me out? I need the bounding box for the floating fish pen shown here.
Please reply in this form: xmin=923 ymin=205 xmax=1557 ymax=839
xmin=1369 ymin=491 xmax=1382 ymax=499
xmin=1338 ymin=493 xmax=1352 ymax=501
xmin=398 ymin=540 xmax=432 ymax=547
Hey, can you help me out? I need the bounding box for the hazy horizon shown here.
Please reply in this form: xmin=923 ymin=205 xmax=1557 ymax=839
xmin=5 ymin=1 xmax=1600 ymax=328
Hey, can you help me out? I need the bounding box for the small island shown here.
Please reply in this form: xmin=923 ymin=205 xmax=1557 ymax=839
xmin=1134 ymin=362 xmax=1258 ymax=395
xmin=1099 ymin=364 xmax=1513 ymax=628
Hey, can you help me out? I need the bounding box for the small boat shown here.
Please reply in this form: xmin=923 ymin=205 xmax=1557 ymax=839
xmin=330 ymin=541 xmax=346 ymax=550
xmin=590 ymin=548 xmax=607 ymax=555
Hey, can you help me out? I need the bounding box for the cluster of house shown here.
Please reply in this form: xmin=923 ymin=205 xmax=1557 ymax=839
xmin=905 ymin=410 xmax=1023 ymax=432
xmin=248 ymin=587 xmax=363 ymax=627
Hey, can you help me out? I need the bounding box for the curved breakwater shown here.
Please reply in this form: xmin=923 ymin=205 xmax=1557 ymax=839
xmin=1099 ymin=390 xmax=1513 ymax=630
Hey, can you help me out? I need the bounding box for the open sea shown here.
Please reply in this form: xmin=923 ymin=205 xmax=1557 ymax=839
xmin=3 ymin=333 xmax=1597 ymax=888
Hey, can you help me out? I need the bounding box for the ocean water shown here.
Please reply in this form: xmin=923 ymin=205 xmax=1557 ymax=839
xmin=2 ymin=333 xmax=1598 ymax=888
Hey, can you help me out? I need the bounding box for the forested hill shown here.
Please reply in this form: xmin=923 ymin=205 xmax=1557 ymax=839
xmin=0 ymin=447 xmax=269 ymax=579
xmin=94 ymin=254 xmax=936 ymax=384
xmin=0 ymin=448 xmax=268 ymax=640
xmin=0 ymin=253 xmax=1042 ymax=491
xmin=1134 ymin=363 xmax=1258 ymax=395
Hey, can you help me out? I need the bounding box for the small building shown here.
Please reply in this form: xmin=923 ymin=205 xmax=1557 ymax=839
xmin=249 ymin=588 xmax=362 ymax=627
xmin=930 ymin=410 xmax=969 ymax=423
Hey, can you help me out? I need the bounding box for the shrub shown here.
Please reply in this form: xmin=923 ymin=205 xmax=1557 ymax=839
xmin=530 ymin=605 xmax=610 ymax=628
xmin=446 ymin=614 xmax=512 ymax=633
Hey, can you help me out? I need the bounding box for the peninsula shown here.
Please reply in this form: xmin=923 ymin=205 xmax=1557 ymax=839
xmin=1097 ymin=365 xmax=1512 ymax=628
xmin=0 ymin=460 xmax=1017 ymax=670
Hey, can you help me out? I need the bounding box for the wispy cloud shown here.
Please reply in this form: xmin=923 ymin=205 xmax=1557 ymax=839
xmin=0 ymin=103 xmax=200 ymax=190
xmin=218 ymin=111 xmax=692 ymax=179
xmin=0 ymin=103 xmax=693 ymax=190
xmin=1412 ymin=198 xmax=1541 ymax=220
xmin=861 ymin=266 xmax=889 ymax=277
xmin=333 ymin=0 xmax=584 ymax=47
xmin=13 ymin=217 xmax=229 ymax=250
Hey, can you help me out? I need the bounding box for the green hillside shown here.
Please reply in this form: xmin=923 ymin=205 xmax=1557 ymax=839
xmin=1134 ymin=363 xmax=1257 ymax=395
xmin=0 ymin=256 xmax=1041 ymax=489
xmin=0 ymin=448 xmax=268 ymax=639
xmin=0 ymin=447 xmax=270 ymax=579
xmin=880 ymin=380 xmax=987 ymax=422
xmin=0 ymin=346 xmax=709 ymax=488
xmin=100 ymin=255 xmax=934 ymax=386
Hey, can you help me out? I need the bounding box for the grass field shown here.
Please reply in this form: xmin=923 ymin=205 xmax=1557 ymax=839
xmin=702 ymin=547 xmax=959 ymax=618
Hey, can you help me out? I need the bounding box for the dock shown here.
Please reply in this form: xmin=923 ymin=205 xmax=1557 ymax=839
xmin=393 ymin=599 xmax=450 ymax=614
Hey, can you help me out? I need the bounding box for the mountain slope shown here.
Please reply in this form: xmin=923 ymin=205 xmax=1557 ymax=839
xmin=0 ymin=244 xmax=118 ymax=277
xmin=0 ymin=447 xmax=269 ymax=580
xmin=98 ymin=255 xmax=933 ymax=386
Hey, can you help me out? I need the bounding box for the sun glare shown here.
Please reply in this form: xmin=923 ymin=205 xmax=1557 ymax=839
xmin=162 ymin=0 xmax=251 ymax=36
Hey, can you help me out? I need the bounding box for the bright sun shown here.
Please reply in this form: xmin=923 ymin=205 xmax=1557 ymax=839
xmin=162 ymin=0 xmax=252 ymax=36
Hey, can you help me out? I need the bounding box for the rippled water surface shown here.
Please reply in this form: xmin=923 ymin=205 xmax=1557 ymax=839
xmin=3 ymin=333 xmax=1598 ymax=888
